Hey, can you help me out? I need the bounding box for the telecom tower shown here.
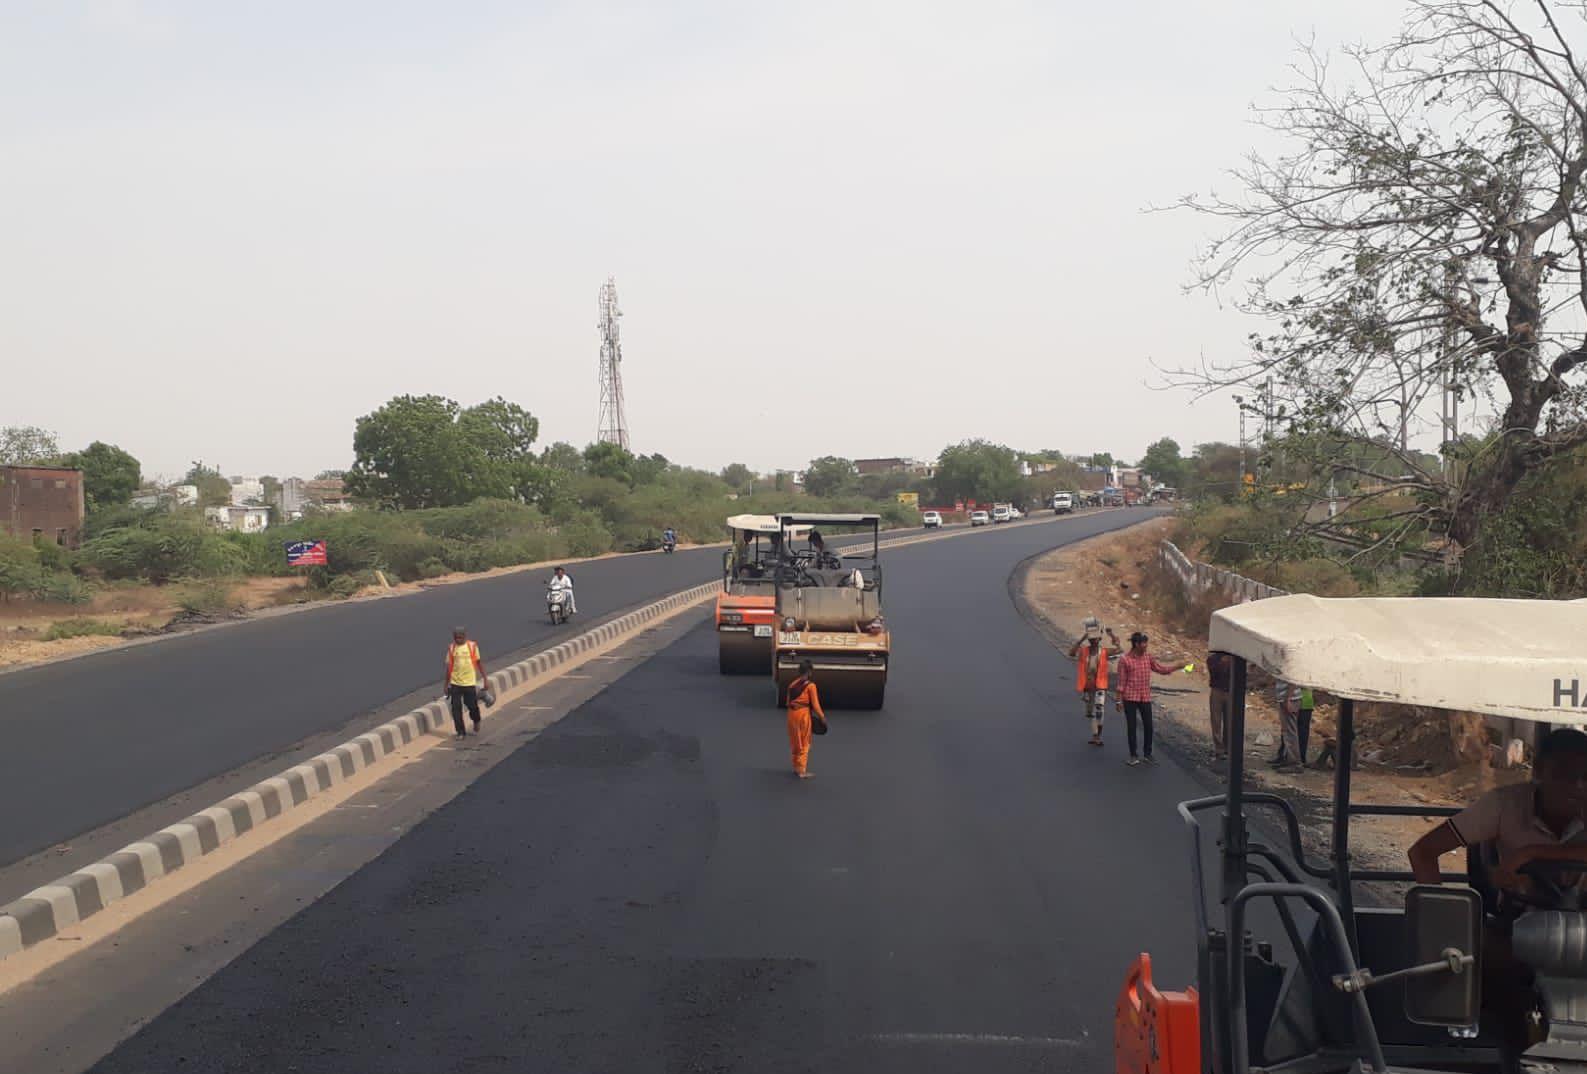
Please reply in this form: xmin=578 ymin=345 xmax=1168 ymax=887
xmin=596 ymin=277 xmax=630 ymax=451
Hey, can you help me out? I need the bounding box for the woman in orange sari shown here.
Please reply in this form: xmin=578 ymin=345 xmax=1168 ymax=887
xmin=785 ymin=659 xmax=826 ymax=779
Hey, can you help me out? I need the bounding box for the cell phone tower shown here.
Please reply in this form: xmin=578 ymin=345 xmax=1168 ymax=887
xmin=595 ymin=277 xmax=630 ymax=451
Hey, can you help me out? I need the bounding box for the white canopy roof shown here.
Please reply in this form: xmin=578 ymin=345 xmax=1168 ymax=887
xmin=725 ymin=514 xmax=780 ymax=534
xmin=725 ymin=514 xmax=811 ymax=538
xmin=1208 ymin=595 xmax=1587 ymax=724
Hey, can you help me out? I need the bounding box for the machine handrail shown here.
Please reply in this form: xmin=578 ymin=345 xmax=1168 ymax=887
xmin=1229 ymin=883 xmax=1388 ymax=1074
xmin=1181 ymin=793 xmax=1332 ymax=879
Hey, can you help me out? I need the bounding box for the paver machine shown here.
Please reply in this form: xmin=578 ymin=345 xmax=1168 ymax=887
xmin=771 ymin=512 xmax=889 ymax=710
xmin=1115 ymin=594 xmax=1587 ymax=1074
xmin=715 ymin=514 xmax=807 ymax=675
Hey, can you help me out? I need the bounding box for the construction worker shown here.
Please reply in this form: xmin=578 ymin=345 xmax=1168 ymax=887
xmin=785 ymin=659 xmax=827 ymax=780
xmin=443 ymin=626 xmax=487 ymax=738
xmin=1067 ymin=616 xmax=1122 ymax=747
xmin=1115 ymin=632 xmax=1189 ymax=766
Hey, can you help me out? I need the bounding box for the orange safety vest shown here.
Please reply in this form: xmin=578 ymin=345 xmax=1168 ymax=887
xmin=1075 ymin=646 xmax=1110 ymax=692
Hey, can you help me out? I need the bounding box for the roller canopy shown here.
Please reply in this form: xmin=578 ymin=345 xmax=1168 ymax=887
xmin=1208 ymin=594 xmax=1587 ymax=723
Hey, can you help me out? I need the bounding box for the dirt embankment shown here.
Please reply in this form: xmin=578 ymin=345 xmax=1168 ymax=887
xmin=1017 ymin=517 xmax=1513 ymax=873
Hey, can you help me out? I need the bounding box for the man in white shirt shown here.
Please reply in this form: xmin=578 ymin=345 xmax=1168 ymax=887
xmin=548 ymin=566 xmax=576 ymax=616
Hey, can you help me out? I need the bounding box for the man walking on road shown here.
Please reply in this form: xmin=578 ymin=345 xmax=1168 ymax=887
xmin=1068 ymin=616 xmax=1122 ymax=747
xmin=444 ymin=627 xmax=487 ymax=739
xmin=785 ymin=659 xmax=827 ymax=780
xmin=1115 ymin=632 xmax=1189 ymax=767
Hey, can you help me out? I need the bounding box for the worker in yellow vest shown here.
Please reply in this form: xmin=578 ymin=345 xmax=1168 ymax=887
xmin=1068 ymin=617 xmax=1122 ymax=748
xmin=443 ymin=626 xmax=488 ymax=738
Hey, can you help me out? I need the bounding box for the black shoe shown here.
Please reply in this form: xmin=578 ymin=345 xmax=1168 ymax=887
xmin=472 ymin=720 xmax=481 ymax=732
xmin=456 ymin=729 xmax=467 ymax=738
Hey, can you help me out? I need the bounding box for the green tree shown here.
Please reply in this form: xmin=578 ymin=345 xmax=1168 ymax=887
xmin=59 ymin=441 xmax=141 ymax=512
xmin=632 ymin=453 xmax=670 ymax=485
xmin=346 ymin=395 xmax=541 ymax=508
xmin=803 ymin=456 xmax=858 ymax=497
xmin=315 ymin=469 xmax=346 ymax=481
xmin=1138 ymin=438 xmax=1187 ymax=489
xmin=583 ymin=442 xmax=636 ymax=485
xmin=720 ymin=463 xmax=754 ymax=491
xmin=541 ymin=442 xmax=585 ymax=474
xmin=934 ymin=440 xmax=1021 ymax=503
xmin=0 ymin=534 xmax=43 ymax=603
xmin=1088 ymin=452 xmax=1114 ymax=470
xmin=1187 ymin=442 xmax=1246 ymax=502
xmin=184 ymin=462 xmax=233 ymax=508
xmin=0 ymin=426 xmax=60 ymax=465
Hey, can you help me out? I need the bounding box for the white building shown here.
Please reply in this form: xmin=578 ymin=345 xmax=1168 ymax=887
xmin=229 ymin=476 xmax=265 ymax=504
xmin=172 ymin=484 xmax=199 ymax=506
xmin=205 ymin=505 xmax=271 ymax=533
xmin=276 ymin=477 xmax=308 ymax=518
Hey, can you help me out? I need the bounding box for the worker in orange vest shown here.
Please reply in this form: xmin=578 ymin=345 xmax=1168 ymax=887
xmin=785 ymin=659 xmax=827 ymax=779
xmin=443 ymin=626 xmax=488 ymax=739
xmin=1068 ymin=617 xmax=1122 ymax=747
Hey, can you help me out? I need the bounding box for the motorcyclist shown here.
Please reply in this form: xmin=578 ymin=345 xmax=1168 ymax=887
xmin=547 ymin=566 xmax=576 ymax=616
xmin=662 ymin=527 xmax=677 ymax=550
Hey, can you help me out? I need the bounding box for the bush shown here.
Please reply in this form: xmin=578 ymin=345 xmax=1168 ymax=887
xmin=327 ymin=574 xmax=366 ymax=599
xmin=79 ymin=514 xmax=214 ymax=583
xmin=177 ymin=579 xmax=236 ymax=615
xmin=35 ymin=571 xmax=93 ymax=605
xmin=44 ymin=617 xmax=124 ymax=640
xmin=417 ymin=556 xmax=450 ymax=579
xmin=0 ymin=535 xmax=43 ymax=603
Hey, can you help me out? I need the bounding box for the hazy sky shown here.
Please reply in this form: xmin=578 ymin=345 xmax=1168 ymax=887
xmin=2 ymin=0 xmax=1403 ymax=481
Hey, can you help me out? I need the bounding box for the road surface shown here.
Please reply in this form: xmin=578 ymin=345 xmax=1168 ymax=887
xmin=90 ymin=509 xmax=1207 ymax=1074
xmin=0 ymin=545 xmax=732 ymax=867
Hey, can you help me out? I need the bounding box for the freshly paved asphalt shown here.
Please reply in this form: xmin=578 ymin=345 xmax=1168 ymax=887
xmin=0 ymin=547 xmax=726 ymax=867
xmin=92 ymin=510 xmax=1211 ymax=1074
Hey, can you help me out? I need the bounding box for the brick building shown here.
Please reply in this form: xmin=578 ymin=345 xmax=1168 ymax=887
xmin=1 ymin=465 xmax=86 ymax=548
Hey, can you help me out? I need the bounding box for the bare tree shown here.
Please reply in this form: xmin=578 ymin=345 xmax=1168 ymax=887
xmin=1172 ymin=0 xmax=1587 ymax=554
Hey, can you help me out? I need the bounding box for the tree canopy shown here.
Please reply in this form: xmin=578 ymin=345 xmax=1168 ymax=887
xmin=1138 ymin=438 xmax=1186 ymax=489
xmin=0 ymin=426 xmax=60 ymax=466
xmin=183 ymin=462 xmax=233 ymax=508
xmin=803 ymin=456 xmax=858 ymax=497
xmin=934 ymin=440 xmax=1022 ymax=503
xmin=346 ymin=395 xmax=542 ymax=508
xmin=60 ymin=442 xmax=142 ymax=512
xmin=1172 ymin=0 xmax=1587 ymax=554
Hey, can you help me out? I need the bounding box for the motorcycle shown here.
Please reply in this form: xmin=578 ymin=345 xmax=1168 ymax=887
xmin=661 ymin=533 xmax=677 ymax=554
xmin=547 ymin=585 xmax=571 ymax=625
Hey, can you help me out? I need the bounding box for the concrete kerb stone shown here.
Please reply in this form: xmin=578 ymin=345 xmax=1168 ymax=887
xmin=0 ymin=578 xmax=722 ymax=963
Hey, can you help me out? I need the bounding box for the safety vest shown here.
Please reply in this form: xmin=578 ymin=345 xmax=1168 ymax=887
xmin=447 ymin=641 xmax=480 ymax=687
xmin=1076 ymin=647 xmax=1110 ymax=692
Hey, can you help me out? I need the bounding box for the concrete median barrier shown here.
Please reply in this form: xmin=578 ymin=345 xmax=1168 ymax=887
xmin=0 ymin=578 xmax=724 ymax=962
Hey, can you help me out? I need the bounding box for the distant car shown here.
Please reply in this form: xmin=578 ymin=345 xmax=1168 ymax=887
xmin=970 ymin=510 xmax=990 ymax=527
xmin=1009 ymin=506 xmax=1024 ymax=520
xmin=922 ymin=510 xmax=943 ymax=528
xmin=991 ymin=504 xmax=1012 ymax=524
xmin=1052 ymin=492 xmax=1074 ymax=514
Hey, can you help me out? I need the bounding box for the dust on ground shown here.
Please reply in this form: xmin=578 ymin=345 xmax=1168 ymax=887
xmin=1019 ymin=516 xmax=1513 ymax=875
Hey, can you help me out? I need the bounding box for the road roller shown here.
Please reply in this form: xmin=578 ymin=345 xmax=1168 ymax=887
xmin=715 ymin=514 xmax=802 ymax=674
xmin=771 ymin=512 xmax=889 ymax=710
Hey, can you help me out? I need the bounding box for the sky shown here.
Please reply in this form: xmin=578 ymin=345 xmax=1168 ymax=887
xmin=1 ymin=0 xmax=1406 ymax=482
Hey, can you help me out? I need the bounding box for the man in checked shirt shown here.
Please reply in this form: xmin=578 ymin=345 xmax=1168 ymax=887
xmin=1113 ymin=631 xmax=1190 ymax=766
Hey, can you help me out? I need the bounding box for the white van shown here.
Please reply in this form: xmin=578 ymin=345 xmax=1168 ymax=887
xmin=1052 ymin=493 xmax=1074 ymax=514
xmin=991 ymin=504 xmax=1012 ymax=524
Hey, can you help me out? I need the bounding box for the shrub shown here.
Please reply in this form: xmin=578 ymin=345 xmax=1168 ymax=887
xmin=0 ymin=535 xmax=43 ymax=603
xmin=327 ymin=574 xmax=366 ymax=599
xmin=35 ymin=571 xmax=93 ymax=605
xmin=177 ymin=579 xmax=236 ymax=615
xmin=417 ymin=557 xmax=450 ymax=579
xmin=44 ymin=617 xmax=124 ymax=640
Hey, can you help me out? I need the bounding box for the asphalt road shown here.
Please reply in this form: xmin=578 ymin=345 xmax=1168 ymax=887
xmin=0 ymin=546 xmax=727 ymax=867
xmin=92 ymin=509 xmax=1208 ymax=1074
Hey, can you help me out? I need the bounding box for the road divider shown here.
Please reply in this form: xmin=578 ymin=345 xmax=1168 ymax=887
xmin=0 ymin=578 xmax=725 ymax=963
